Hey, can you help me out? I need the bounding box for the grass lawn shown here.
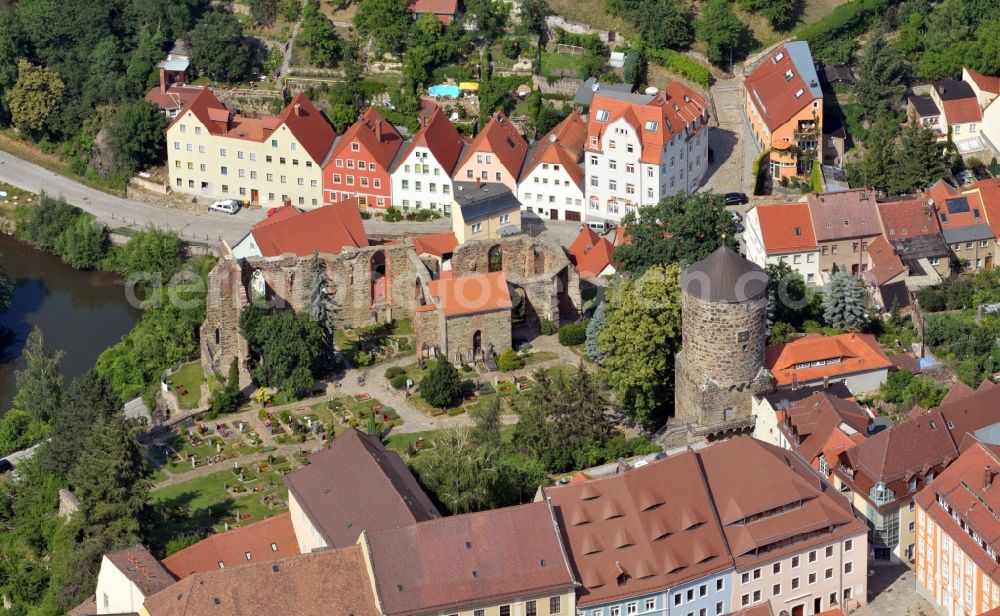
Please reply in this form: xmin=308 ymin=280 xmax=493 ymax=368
xmin=0 ymin=130 xmax=126 ymax=197
xmin=168 ymin=361 xmax=205 ymax=409
xmin=523 ymin=350 xmax=560 ymax=367
xmin=540 ymin=51 xmax=587 ymax=79
xmin=547 ymin=0 xmax=633 ymax=34
xmin=148 ymin=468 xmax=289 ymax=548
xmin=386 ymin=425 xmax=516 ymax=457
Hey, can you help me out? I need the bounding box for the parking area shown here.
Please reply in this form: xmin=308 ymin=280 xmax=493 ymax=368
xmin=702 ymin=77 xmax=759 ymax=196
xmin=855 ymin=565 xmax=935 ymax=616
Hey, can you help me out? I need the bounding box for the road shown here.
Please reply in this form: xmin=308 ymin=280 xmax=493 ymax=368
xmin=702 ymin=77 xmax=758 ymax=196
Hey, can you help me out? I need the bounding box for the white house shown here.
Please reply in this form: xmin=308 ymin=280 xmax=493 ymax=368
xmin=744 ymin=202 xmax=822 ymax=285
xmin=516 ymin=111 xmax=587 ymax=221
xmin=93 ymin=545 xmax=175 ymax=614
xmin=389 ymin=106 xmax=466 ymax=213
xmin=584 ymin=82 xmax=709 ymax=222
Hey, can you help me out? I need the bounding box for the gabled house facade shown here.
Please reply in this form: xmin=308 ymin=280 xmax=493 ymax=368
xmin=806 ymin=189 xmax=883 ymax=276
xmin=584 ymin=83 xmax=709 ymax=222
xmin=744 ymin=202 xmax=822 ymax=285
xmin=765 ymin=333 xmax=892 ymax=394
xmin=744 ymin=41 xmax=824 ymax=178
xmin=517 ymin=111 xmax=587 ymax=222
xmin=390 ymin=105 xmax=466 ymax=213
xmin=323 ymin=107 xmax=404 ymax=209
xmin=454 ymin=111 xmax=529 ymax=193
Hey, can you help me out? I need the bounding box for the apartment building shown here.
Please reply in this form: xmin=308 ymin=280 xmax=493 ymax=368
xmin=916 ymin=439 xmax=1000 ymax=616
xmin=805 ymin=189 xmax=883 ymax=276
xmin=745 ymin=41 xmax=824 ymax=178
xmin=454 ymin=111 xmax=529 ymax=192
xmin=166 ymin=90 xmax=334 ymax=207
xmin=584 ymin=82 xmax=709 ymax=222
xmin=451 ymin=182 xmax=522 ymax=244
xmin=744 ymin=202 xmax=822 ymax=285
xmin=517 ymin=111 xmax=587 ymax=221
xmin=323 ymin=107 xmax=404 ymax=209
xmin=390 ymin=105 xmax=467 ymax=213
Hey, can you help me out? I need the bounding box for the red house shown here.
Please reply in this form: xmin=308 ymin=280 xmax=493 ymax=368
xmin=323 ymin=107 xmax=403 ymax=209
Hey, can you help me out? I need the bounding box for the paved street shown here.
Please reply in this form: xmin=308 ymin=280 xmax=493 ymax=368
xmin=702 ymin=77 xmax=759 ymax=196
xmin=856 ymin=566 xmax=935 ymax=616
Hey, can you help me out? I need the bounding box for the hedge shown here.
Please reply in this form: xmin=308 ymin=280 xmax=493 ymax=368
xmin=797 ymin=0 xmax=891 ymax=62
xmin=646 ymin=49 xmax=714 ymax=89
xmin=752 ymin=149 xmax=771 ymax=196
xmin=558 ymin=321 xmax=589 ymax=347
xmin=809 ymin=162 xmax=825 ymax=193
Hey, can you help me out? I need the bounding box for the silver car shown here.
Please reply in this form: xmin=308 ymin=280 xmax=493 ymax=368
xmin=209 ymin=199 xmax=241 ymax=214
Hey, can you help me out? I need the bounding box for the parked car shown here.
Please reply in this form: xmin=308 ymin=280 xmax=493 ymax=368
xmin=730 ymin=210 xmax=743 ymax=223
xmin=209 ymin=199 xmax=241 ymax=215
xmin=581 ymin=220 xmax=616 ymax=235
xmin=724 ymin=192 xmax=749 ymax=205
xmin=0 ymin=459 xmax=13 ymax=474
xmin=734 ymin=222 xmax=745 ymax=233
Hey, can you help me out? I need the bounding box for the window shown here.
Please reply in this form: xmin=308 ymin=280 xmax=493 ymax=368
xmin=610 ymin=608 xmax=620 ymax=616
xmin=250 ymin=153 xmax=256 ymax=161
xmin=845 ymin=539 xmax=853 ymax=552
xmin=753 ymin=590 xmax=761 ymax=602
xmin=245 ymin=551 xmax=252 ymax=560
xmin=792 ymin=577 xmax=800 ymax=590
xmin=716 ymin=578 xmax=724 ymax=591
xmin=220 ymin=148 xmax=227 ymax=157
xmin=741 ymin=595 xmax=750 ymax=607
xmin=716 ymin=602 xmax=723 ymax=615
xmin=626 ymin=144 xmax=634 ymax=154
xmin=173 ymin=141 xmax=180 ymax=150
xmin=675 ymin=594 xmax=682 ymax=607
xmin=221 ymin=166 xmax=228 ymax=176
xmin=500 ymin=607 xmax=511 ymax=616
xmin=222 ymin=184 xmax=228 ymax=192
xmin=826 ymin=546 xmax=834 ymax=558
xmin=526 ymin=600 xmax=537 ymax=616
xmin=500 ymin=214 xmax=511 ymax=224
xmin=809 ymin=572 xmax=817 ymax=584
xmin=699 ymin=584 xmax=707 ymax=597
xmin=753 ymin=568 xmax=761 ymax=580
xmin=773 ymin=583 xmax=781 ymax=596
xmin=687 ymin=589 xmax=694 ymax=601
xmin=471 ymin=222 xmax=482 ymax=233
xmin=741 ymin=572 xmax=750 ymax=584
xmin=550 ymin=597 xmax=561 ymax=614
xmin=280 ymin=175 xmax=287 ymax=184
xmin=845 ymin=562 xmax=853 ymax=574
xmin=626 ymin=602 xmax=637 ymax=615
xmin=197 ymin=145 xmax=205 ymax=154
xmin=773 ymin=562 xmax=781 ymax=574
xmin=609 ymin=179 xmax=617 ymax=191
xmin=644 ymin=599 xmax=655 ymax=611
xmin=825 ymin=568 xmax=833 ymax=579
xmin=792 ymin=556 xmax=800 ymax=568
xmin=844 ymin=588 xmax=852 ymax=601
xmin=596 ymin=109 xmax=610 ymax=122
xmin=626 ymin=163 xmax=635 ymax=174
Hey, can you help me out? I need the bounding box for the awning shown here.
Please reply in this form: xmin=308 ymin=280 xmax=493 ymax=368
xmin=459 ymin=82 xmax=479 ymax=91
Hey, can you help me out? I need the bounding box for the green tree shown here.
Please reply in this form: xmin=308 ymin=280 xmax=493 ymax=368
xmin=249 ymin=0 xmax=281 ymax=26
xmin=55 ymin=216 xmax=108 ymax=270
xmin=854 ymin=23 xmax=908 ymax=118
xmin=19 ymin=193 xmax=78 ymax=253
xmin=38 ymin=370 xmax=120 ymax=477
xmin=470 ymin=394 xmax=503 ymax=450
xmin=496 ymin=348 xmax=525 ymax=371
xmin=622 ymin=48 xmax=646 ymax=89
xmin=613 ymin=192 xmax=739 ymax=273
xmin=0 ymin=408 xmax=48 ymax=456
xmin=765 ymin=262 xmax=815 ymax=329
xmin=191 ymin=12 xmax=257 ymax=82
xmin=210 ymin=357 xmax=242 ymax=415
xmin=892 ymin=119 xmax=946 ymax=194
xmin=6 ymin=59 xmax=64 ymax=139
xmin=108 ymin=100 xmax=167 ymax=178
xmin=520 ymin=0 xmax=550 ymax=35
xmin=738 ymin=0 xmax=801 ymax=30
xmin=284 ymin=0 xmax=303 ymax=21
xmin=0 ymin=10 xmax=29 ymax=124
xmin=846 ymin=116 xmax=899 ymax=192
xmin=13 ymin=327 xmax=63 ymax=425
xmin=596 ymin=264 xmax=682 ymax=427
xmin=297 ymin=0 xmax=342 ymax=67
xmin=412 ymin=429 xmax=496 ymax=513
xmin=464 ymin=0 xmax=510 ymax=42
xmin=239 ymin=306 xmax=324 ymax=396
xmin=111 ymin=227 xmax=185 ymax=282
xmin=638 ymin=0 xmax=695 ymax=50
xmin=420 ymin=358 xmax=463 ymax=408
xmin=696 ymin=0 xmax=751 ymax=67
xmin=822 ymin=271 xmax=869 ymax=330
xmin=353 ymin=0 xmax=413 ymax=55
xmin=306 ymin=252 xmax=338 ymax=345
xmin=585 ymin=300 xmax=607 ymax=362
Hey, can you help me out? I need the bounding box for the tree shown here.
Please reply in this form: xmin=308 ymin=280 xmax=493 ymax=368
xmin=0 ymin=10 xmax=29 ymax=124
xmin=297 ymin=0 xmax=342 ymax=67
xmin=6 ymin=59 xmax=64 ymax=139
xmin=638 ymin=0 xmax=695 ymax=50
xmin=0 ymin=408 xmax=48 ymax=456
xmin=696 ymin=0 xmax=751 ymax=67
xmin=108 ymin=100 xmax=166 ymax=177
xmin=534 ymin=103 xmax=567 ymax=139
xmin=38 ymin=370 xmax=120 ymax=477
xmin=249 ymin=0 xmax=281 ymax=26
xmin=13 ymin=327 xmax=63 ymax=425
xmin=520 ymin=0 xmax=550 ymax=35
xmin=470 ymin=394 xmax=503 ymax=450
xmin=613 ymin=192 xmax=739 ymax=274
xmin=239 ymin=306 xmax=324 ymax=396
xmin=111 ymin=227 xmax=185 ymax=282
xmin=412 ymin=429 xmax=496 ymax=513
xmin=892 ymin=119 xmax=946 ymax=194
xmin=420 ymin=358 xmax=463 ymax=408
xmin=822 ymin=271 xmax=870 ymax=331
xmin=210 ymin=357 xmax=243 ymax=415
xmin=846 ymin=116 xmax=899 ymax=192
xmin=585 ymin=300 xmax=607 ymax=362
xmin=596 ymin=264 xmax=682 ymax=427
xmin=284 ymin=0 xmax=303 ymax=21
xmin=353 ymin=0 xmax=413 ymax=55
xmin=306 ymin=252 xmax=338 ymax=345
xmin=738 ymin=0 xmax=801 ymax=31
xmin=765 ymin=262 xmax=815 ymax=329
xmin=512 ymin=367 xmax=614 ymax=471
xmin=854 ymin=23 xmax=908 ymax=118
xmin=55 ymin=216 xmax=108 ymax=270
xmin=191 ymin=12 xmax=257 ymax=82
xmin=464 ymin=0 xmax=510 ymax=42
xmin=622 ymin=48 xmax=646 ymax=89
xmin=497 ymin=349 xmax=525 ymax=371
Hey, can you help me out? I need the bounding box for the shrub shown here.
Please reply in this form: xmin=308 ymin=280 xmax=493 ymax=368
xmin=645 ymin=49 xmax=713 ymax=88
xmin=539 ymin=318 xmax=557 ymax=335
xmin=502 ymin=37 xmax=522 ymax=59
xmin=497 ymin=349 xmax=525 ymax=372
xmin=390 ymin=374 xmax=410 ymax=389
xmin=359 ymin=210 xmax=372 ymax=220
xmin=384 ymin=366 xmax=405 ymax=379
xmin=446 ymin=407 xmax=465 ymax=416
xmin=558 ymin=320 xmax=589 ymax=346
xmin=384 ymin=206 xmax=404 ymax=222
xmin=420 ymin=358 xmax=463 ymax=408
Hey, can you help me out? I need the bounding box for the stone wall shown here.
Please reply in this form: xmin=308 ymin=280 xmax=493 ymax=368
xmin=443 ymin=309 xmax=513 ymax=364
xmin=674 ymin=288 xmax=768 ymax=429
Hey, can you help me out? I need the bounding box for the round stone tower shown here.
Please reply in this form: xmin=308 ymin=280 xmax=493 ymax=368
xmin=673 ymin=246 xmax=770 ymax=438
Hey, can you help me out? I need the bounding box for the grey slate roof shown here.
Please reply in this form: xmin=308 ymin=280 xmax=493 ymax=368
xmin=681 ymin=246 xmax=768 ymax=304
xmin=572 ymin=78 xmax=634 ymax=106
xmin=454 ymin=182 xmax=521 ymax=222
xmin=786 ymin=41 xmax=823 ymax=99
xmin=891 ymin=234 xmax=951 ymax=261
xmin=909 ymin=95 xmax=941 ymax=118
xmin=942 ymin=224 xmax=995 ymax=244
xmin=933 ymin=80 xmax=976 ymax=101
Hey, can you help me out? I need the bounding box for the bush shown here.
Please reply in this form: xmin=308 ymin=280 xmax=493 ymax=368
xmin=769 ymin=321 xmax=796 ymax=344
xmin=383 ymin=206 xmax=404 ymax=222
xmin=384 ymin=366 xmax=405 ymax=379
xmin=558 ymin=321 xmax=589 ymax=346
xmin=539 ymin=318 xmax=557 ymax=335
xmin=390 ymin=374 xmax=410 ymax=389
xmin=497 ymin=349 xmax=525 ymax=372
xmin=502 ymin=38 xmax=522 ymax=59
xmin=645 ymin=49 xmax=713 ymax=88
xmin=420 ymin=358 xmax=463 ymax=408
xmin=445 ymin=407 xmax=465 ymax=416
xmin=165 ymin=533 xmax=204 ymax=556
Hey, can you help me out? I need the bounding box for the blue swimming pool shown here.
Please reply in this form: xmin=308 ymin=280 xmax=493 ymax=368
xmin=428 ymin=84 xmax=461 ymax=98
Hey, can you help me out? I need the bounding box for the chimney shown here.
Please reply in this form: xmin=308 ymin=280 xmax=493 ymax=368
xmin=986 ymin=465 xmax=993 ymax=491
xmin=376 ymin=118 xmax=383 ymax=143
xmin=823 ymin=375 xmax=830 ymax=389
xmin=159 ymin=68 xmax=167 ymax=94
xmin=616 ymin=457 xmax=629 ymax=474
xmin=294 ymin=103 xmax=302 ymax=117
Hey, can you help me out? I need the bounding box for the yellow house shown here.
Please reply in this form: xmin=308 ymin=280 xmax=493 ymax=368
xmin=166 ymin=89 xmax=335 ymax=209
xmin=452 ymin=181 xmax=522 ymax=244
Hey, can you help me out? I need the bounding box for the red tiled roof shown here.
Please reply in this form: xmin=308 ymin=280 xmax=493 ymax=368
xmin=283 ymin=429 xmax=439 ymax=548
xmin=753 ymin=202 xmax=817 ymax=254
xmin=967 ymin=68 xmax=1000 ymax=95
xmin=806 ymin=190 xmax=882 ymax=241
xmin=143 ymin=546 xmax=379 ymax=616
xmin=876 ymin=198 xmax=942 ymax=239
xmin=411 ymin=231 xmax=458 ymax=257
xmin=586 ymin=84 xmax=708 ymax=164
xmin=396 ymin=106 xmax=466 ymax=175
xmin=765 ymin=333 xmax=892 ymax=387
xmin=161 ymin=513 xmax=298 ymax=579
xmin=364 ymin=501 xmax=576 ymax=616
xmin=457 ymin=111 xmax=529 ymax=179
xmin=145 ymin=84 xmax=204 ymax=111
xmin=105 ymin=544 xmax=176 ymax=596
xmin=940 ymin=380 xmax=975 ymax=406
xmin=864 ymin=235 xmax=906 ymax=286
xmin=568 ymin=226 xmax=602 ymax=262
xmin=249 ymin=200 xmax=368 ymax=257
xmin=942 ymin=97 xmax=983 ymax=124
xmin=410 ymin=0 xmax=458 ymax=15
xmin=745 ymin=44 xmax=820 ymax=132
xmin=936 ymin=190 xmax=985 ymax=228
xmin=427 ymin=271 xmax=512 ymax=316
xmin=279 ymin=93 xmax=338 ymax=164
xmin=521 ymin=111 xmax=587 ymax=186
xmin=568 ymin=227 xmax=617 ymax=276
xmin=779 ymin=390 xmax=869 ymax=464
xmin=966 ymin=178 xmax=1000 ymax=237
xmin=329 ymin=107 xmax=404 ymax=170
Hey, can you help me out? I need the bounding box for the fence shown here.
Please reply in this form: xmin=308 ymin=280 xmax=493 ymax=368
xmin=555 ymin=43 xmax=585 ymax=55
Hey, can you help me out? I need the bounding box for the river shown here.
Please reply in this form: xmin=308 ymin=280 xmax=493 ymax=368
xmin=0 ymin=234 xmax=141 ymax=414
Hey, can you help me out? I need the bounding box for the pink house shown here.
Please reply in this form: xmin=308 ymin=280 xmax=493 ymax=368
xmin=453 ymin=111 xmax=528 ymax=193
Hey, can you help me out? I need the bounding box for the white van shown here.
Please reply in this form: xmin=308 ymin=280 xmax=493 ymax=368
xmin=209 ymin=199 xmax=241 ymax=215
xmin=581 ymin=220 xmax=615 ymax=235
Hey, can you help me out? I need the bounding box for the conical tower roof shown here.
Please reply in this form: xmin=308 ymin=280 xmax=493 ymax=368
xmin=681 ymin=246 xmax=767 ymax=303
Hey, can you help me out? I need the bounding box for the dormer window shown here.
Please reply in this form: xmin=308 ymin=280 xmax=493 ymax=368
xmin=645 ymin=120 xmax=658 ymax=131
xmin=908 ymin=478 xmax=918 ymax=492
xmin=596 ymin=109 xmax=610 ymax=122
xmin=795 ymin=89 xmax=804 ymax=98
xmin=870 ymin=482 xmax=894 ymax=505
xmin=794 ymin=227 xmax=801 ymax=236
xmin=784 ymin=70 xmax=794 ymax=81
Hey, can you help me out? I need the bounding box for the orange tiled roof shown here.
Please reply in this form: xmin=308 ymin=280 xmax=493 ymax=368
xmin=427 ymin=271 xmax=512 ymax=317
xmin=161 ymin=512 xmax=298 ymax=579
xmin=411 ymin=0 xmax=458 ymax=15
xmin=330 ymin=107 xmax=404 ymax=170
xmin=249 ymin=200 xmax=368 ymax=257
xmin=864 ymin=235 xmax=906 ymax=286
xmin=145 ymin=84 xmax=204 ymax=111
xmin=745 ymin=43 xmax=820 ymax=132
xmin=586 ymin=83 xmax=708 ymax=164
xmin=457 ymin=111 xmax=529 ymax=179
xmin=411 ymin=231 xmax=458 ymax=257
xmin=967 ymin=67 xmax=1000 ymax=95
xmin=942 ymin=97 xmax=982 ymax=124
xmin=521 ymin=111 xmax=586 ymax=186
xmin=753 ymin=202 xmax=817 ymax=254
xmin=765 ymin=333 xmax=892 ymax=386
xmin=876 ymin=198 xmax=941 ymax=239
xmin=395 ymin=106 xmax=466 ymax=175
xmin=966 ymin=178 xmax=1000 ymax=237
